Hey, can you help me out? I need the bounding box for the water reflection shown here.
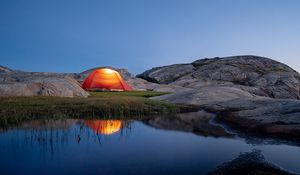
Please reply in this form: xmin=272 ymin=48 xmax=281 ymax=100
xmin=84 ymin=120 xmax=122 ymax=135
xmin=145 ymin=111 xmax=233 ymax=138
xmin=0 ymin=115 xmax=299 ymax=174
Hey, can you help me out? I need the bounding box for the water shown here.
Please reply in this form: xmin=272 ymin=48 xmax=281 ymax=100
xmin=0 ymin=115 xmax=299 ymax=175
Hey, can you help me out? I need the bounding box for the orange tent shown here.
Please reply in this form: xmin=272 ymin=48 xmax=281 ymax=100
xmin=85 ymin=120 xmax=122 ymax=135
xmin=82 ymin=68 xmax=133 ymax=91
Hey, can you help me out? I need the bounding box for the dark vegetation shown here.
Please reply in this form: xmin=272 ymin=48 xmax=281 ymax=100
xmin=0 ymin=91 xmax=196 ymax=126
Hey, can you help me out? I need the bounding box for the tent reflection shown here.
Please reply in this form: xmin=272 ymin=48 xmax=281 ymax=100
xmin=85 ymin=120 xmax=122 ymax=135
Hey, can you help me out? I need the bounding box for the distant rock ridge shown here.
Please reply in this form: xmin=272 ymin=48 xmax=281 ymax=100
xmin=0 ymin=65 xmax=14 ymax=73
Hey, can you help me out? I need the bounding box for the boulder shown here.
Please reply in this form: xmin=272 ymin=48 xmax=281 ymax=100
xmin=139 ymin=55 xmax=300 ymax=99
xmin=152 ymin=86 xmax=255 ymax=105
xmin=137 ymin=64 xmax=195 ymax=84
xmin=201 ymin=98 xmax=300 ymax=139
xmin=0 ymin=72 xmax=89 ymax=97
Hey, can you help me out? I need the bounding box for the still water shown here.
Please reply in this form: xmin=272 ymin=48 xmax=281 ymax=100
xmin=0 ymin=114 xmax=299 ymax=175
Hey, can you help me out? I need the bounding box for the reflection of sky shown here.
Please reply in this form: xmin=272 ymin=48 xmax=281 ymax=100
xmin=0 ymin=121 xmax=300 ymax=174
xmin=1 ymin=0 xmax=300 ymax=74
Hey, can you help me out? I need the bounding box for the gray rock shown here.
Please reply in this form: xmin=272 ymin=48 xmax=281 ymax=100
xmin=0 ymin=72 xmax=89 ymax=97
xmin=202 ymin=98 xmax=300 ymax=139
xmin=139 ymin=55 xmax=300 ymax=99
xmin=0 ymin=65 xmax=14 ymax=73
xmin=126 ymin=77 xmax=192 ymax=92
xmin=137 ymin=64 xmax=195 ymax=84
xmin=144 ymin=55 xmax=300 ymax=139
xmin=152 ymin=86 xmax=255 ymax=105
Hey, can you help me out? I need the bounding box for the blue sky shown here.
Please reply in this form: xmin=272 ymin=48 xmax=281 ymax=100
xmin=1 ymin=0 xmax=300 ymax=74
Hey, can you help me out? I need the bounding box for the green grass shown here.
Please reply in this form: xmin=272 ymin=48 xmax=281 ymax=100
xmin=89 ymin=90 xmax=169 ymax=98
xmin=0 ymin=91 xmax=194 ymax=126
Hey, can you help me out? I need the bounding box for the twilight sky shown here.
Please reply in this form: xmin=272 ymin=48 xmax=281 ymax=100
xmin=1 ymin=0 xmax=300 ymax=74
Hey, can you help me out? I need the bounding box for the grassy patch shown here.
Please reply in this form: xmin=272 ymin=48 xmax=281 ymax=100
xmin=89 ymin=90 xmax=169 ymax=98
xmin=0 ymin=91 xmax=190 ymax=126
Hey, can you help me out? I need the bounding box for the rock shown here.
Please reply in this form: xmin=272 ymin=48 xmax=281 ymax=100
xmin=139 ymin=55 xmax=300 ymax=99
xmin=0 ymin=65 xmax=14 ymax=73
xmin=202 ymin=98 xmax=300 ymax=139
xmin=143 ymin=55 xmax=300 ymax=140
xmin=137 ymin=64 xmax=195 ymax=84
xmin=145 ymin=111 xmax=233 ymax=138
xmin=209 ymin=150 xmax=295 ymax=175
xmin=152 ymin=86 xmax=255 ymax=105
xmin=0 ymin=72 xmax=89 ymax=97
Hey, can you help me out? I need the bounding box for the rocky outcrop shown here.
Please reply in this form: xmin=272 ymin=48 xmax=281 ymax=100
xmin=141 ymin=55 xmax=300 ymax=140
xmin=137 ymin=64 xmax=195 ymax=84
xmin=201 ymin=98 xmax=300 ymax=139
xmin=139 ymin=55 xmax=300 ymax=99
xmin=152 ymin=86 xmax=256 ymax=105
xmin=0 ymin=65 xmax=14 ymax=73
xmin=0 ymin=72 xmax=89 ymax=97
xmin=126 ymin=77 xmax=192 ymax=92
xmin=209 ymin=150 xmax=295 ymax=175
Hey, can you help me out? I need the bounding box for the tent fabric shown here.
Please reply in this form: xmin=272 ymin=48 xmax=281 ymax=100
xmin=82 ymin=68 xmax=133 ymax=91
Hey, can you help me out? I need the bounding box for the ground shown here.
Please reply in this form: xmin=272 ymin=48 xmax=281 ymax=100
xmin=0 ymin=91 xmax=196 ymax=126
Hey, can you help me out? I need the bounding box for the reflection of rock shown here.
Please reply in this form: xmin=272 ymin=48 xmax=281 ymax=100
xmin=145 ymin=111 xmax=232 ymax=138
xmin=0 ymin=119 xmax=79 ymax=131
xmin=84 ymin=120 xmax=122 ymax=135
xmin=209 ymin=150 xmax=295 ymax=175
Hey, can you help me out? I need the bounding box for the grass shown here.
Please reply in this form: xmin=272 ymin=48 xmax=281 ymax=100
xmin=0 ymin=91 xmax=195 ymax=126
xmin=89 ymin=91 xmax=169 ymax=98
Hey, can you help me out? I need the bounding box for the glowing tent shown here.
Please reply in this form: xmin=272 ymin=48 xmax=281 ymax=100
xmin=82 ymin=68 xmax=133 ymax=91
xmin=85 ymin=120 xmax=122 ymax=135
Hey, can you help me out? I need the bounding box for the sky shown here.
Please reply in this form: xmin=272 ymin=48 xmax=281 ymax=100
xmin=1 ymin=0 xmax=300 ymax=74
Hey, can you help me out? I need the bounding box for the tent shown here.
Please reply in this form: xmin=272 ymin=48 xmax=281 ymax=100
xmin=82 ymin=68 xmax=133 ymax=91
xmin=85 ymin=120 xmax=122 ymax=135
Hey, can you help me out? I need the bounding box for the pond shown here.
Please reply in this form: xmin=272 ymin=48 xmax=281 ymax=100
xmin=0 ymin=112 xmax=299 ymax=175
